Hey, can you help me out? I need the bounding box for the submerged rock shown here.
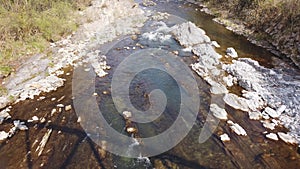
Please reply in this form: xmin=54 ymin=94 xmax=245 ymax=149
xmin=210 ymin=104 xmax=227 ymax=120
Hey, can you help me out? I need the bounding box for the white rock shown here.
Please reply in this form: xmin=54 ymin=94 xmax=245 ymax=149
xmin=0 ymin=131 xmax=9 ymax=140
xmin=277 ymin=132 xmax=297 ymax=144
xmin=211 ymin=41 xmax=220 ymax=48
xmin=264 ymin=107 xmax=280 ymax=118
xmin=206 ymin=78 xmax=228 ymax=94
xmin=223 ymin=93 xmax=249 ymax=112
xmin=266 ymin=133 xmax=278 ymax=141
xmin=51 ymin=109 xmax=57 ymax=116
xmin=227 ymin=120 xmax=247 ymax=136
xmin=0 ymin=108 xmax=11 ymax=124
xmin=210 ymin=104 xmax=227 ymax=120
xmin=171 ymin=22 xmax=209 ymax=47
xmin=226 ymin=47 xmax=238 ymax=58
xmin=77 ymin=116 xmax=81 ymax=123
xmin=32 ymin=116 xmax=39 ymax=121
xmin=276 ymin=105 xmax=286 ymax=114
xmin=220 ymin=133 xmax=230 ymax=141
xmin=13 ymin=120 xmax=28 ymax=131
xmin=248 ymin=111 xmax=262 ymax=120
xmin=65 ymin=105 xmax=72 ymax=111
xmin=122 ymin=111 xmax=132 ymax=119
xmin=57 ymin=104 xmax=64 ymax=108
xmin=262 ymin=121 xmax=276 ymax=130
xmin=223 ymin=75 xmax=234 ymax=87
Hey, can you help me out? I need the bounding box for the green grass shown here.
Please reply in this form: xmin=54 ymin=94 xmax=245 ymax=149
xmin=0 ymin=0 xmax=91 ymax=77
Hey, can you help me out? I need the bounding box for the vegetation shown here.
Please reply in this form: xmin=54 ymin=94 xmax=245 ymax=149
xmin=201 ymin=0 xmax=300 ymax=31
xmin=0 ymin=0 xmax=91 ymax=77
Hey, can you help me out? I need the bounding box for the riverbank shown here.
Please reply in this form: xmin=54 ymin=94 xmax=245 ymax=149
xmin=0 ymin=0 xmax=146 ymax=109
xmin=189 ymin=0 xmax=300 ymax=68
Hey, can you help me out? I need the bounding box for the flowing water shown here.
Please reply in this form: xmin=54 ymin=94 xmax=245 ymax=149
xmin=0 ymin=0 xmax=300 ymax=168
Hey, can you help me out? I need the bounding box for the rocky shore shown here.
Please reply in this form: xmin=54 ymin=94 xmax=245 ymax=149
xmin=0 ymin=0 xmax=147 ymax=140
xmin=187 ymin=0 xmax=300 ymax=68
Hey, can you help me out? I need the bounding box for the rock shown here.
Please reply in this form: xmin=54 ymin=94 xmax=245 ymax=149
xmin=122 ymin=111 xmax=132 ymax=119
xmin=0 ymin=131 xmax=9 ymax=141
xmin=0 ymin=97 xmax=9 ymax=109
xmin=264 ymin=107 xmax=281 ymax=118
xmin=223 ymin=93 xmax=249 ymax=112
xmin=0 ymin=107 xmax=11 ymax=124
xmin=28 ymin=116 xmax=39 ymax=122
xmin=220 ymin=133 xmax=230 ymax=141
xmin=278 ymin=132 xmax=297 ymax=144
xmin=226 ymin=47 xmax=238 ymax=58
xmin=32 ymin=116 xmax=39 ymax=121
xmin=141 ymin=0 xmax=156 ymax=7
xmin=57 ymin=104 xmax=64 ymax=108
xmin=206 ymin=78 xmax=228 ymax=94
xmin=248 ymin=111 xmax=262 ymax=120
xmin=227 ymin=120 xmax=247 ymax=136
xmin=266 ymin=133 xmax=278 ymax=141
xmin=65 ymin=105 xmax=72 ymax=111
xmin=223 ymin=75 xmax=234 ymax=87
xmin=276 ymin=105 xmax=286 ymax=114
xmin=171 ymin=22 xmax=209 ymax=47
xmin=262 ymin=121 xmax=276 ymax=130
xmin=126 ymin=127 xmax=137 ymax=133
xmin=210 ymin=104 xmax=227 ymax=120
xmin=241 ymin=91 xmax=265 ymax=111
xmin=51 ymin=109 xmax=57 ymax=116
xmin=211 ymin=41 xmax=221 ymax=48
xmin=13 ymin=120 xmax=28 ymax=131
xmin=77 ymin=116 xmax=81 ymax=123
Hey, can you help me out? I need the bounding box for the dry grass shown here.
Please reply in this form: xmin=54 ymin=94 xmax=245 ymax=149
xmin=0 ymin=0 xmax=91 ymax=77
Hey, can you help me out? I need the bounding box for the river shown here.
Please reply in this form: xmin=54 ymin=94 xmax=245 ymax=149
xmin=0 ymin=0 xmax=299 ymax=168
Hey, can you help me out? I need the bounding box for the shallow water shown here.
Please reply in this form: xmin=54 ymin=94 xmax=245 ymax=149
xmin=0 ymin=0 xmax=300 ymax=168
